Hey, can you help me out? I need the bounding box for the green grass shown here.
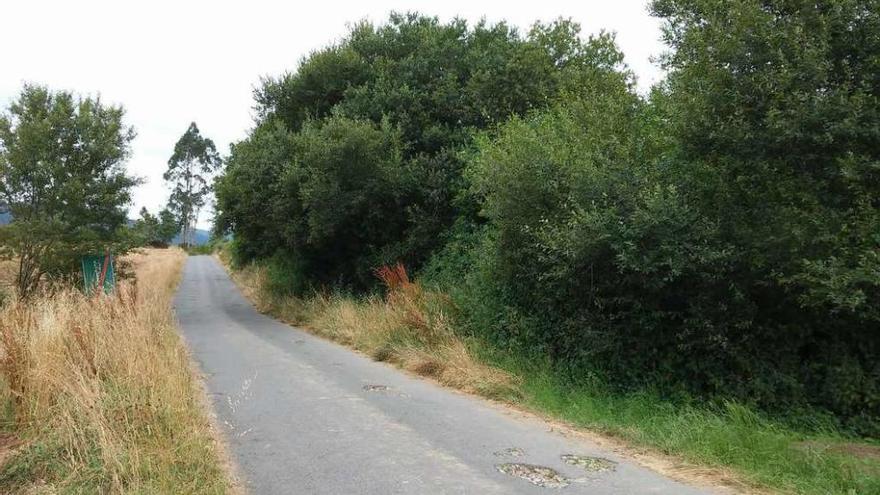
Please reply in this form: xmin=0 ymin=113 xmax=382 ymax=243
xmin=487 ymin=350 xmax=880 ymax=494
xmin=185 ymin=244 xmax=215 ymax=255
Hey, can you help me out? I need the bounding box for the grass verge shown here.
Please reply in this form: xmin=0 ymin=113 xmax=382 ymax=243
xmin=225 ymin=255 xmax=879 ymax=495
xmin=0 ymin=248 xmax=231 ymax=494
xmin=231 ymin=261 xmax=518 ymax=399
xmin=498 ymin=356 xmax=879 ymax=494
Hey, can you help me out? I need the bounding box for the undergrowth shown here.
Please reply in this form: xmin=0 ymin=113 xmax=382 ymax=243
xmin=230 ymin=259 xmax=518 ymax=400
xmin=486 ymin=351 xmax=880 ymax=495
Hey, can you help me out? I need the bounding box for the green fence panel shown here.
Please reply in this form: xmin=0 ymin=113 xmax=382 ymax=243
xmin=81 ymin=254 xmax=115 ymax=295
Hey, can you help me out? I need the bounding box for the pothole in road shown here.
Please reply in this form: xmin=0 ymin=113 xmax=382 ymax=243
xmin=362 ymin=384 xmax=390 ymax=392
xmin=493 ymin=447 xmax=525 ymax=458
xmin=496 ymin=463 xmax=569 ymax=488
xmin=560 ymin=454 xmax=617 ymax=473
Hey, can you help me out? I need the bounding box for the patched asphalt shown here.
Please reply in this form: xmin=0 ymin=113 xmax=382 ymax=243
xmin=174 ymin=256 xmax=717 ymax=495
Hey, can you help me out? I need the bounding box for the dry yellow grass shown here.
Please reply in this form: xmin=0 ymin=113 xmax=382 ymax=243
xmin=0 ymin=258 xmax=16 ymax=301
xmin=0 ymin=248 xmax=229 ymax=494
xmin=227 ymin=260 xmax=518 ymax=400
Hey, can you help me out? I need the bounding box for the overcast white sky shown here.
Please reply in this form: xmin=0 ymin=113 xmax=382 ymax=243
xmin=1 ymin=0 xmax=665 ymax=228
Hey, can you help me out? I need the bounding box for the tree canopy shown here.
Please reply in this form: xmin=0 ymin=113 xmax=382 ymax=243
xmin=132 ymin=206 xmax=178 ymax=247
xmin=216 ymin=14 xmax=629 ymax=287
xmin=0 ymin=84 xmax=138 ymax=298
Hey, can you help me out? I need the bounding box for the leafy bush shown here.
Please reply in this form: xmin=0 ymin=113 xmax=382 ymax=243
xmin=651 ymin=0 xmax=880 ymax=433
xmin=294 ymin=117 xmax=408 ymax=287
xmin=214 ymin=121 xmax=295 ymax=263
xmin=220 ymin=116 xmax=407 ymax=291
xmin=131 ymin=207 xmax=178 ymax=248
xmin=215 ymin=14 xmax=628 ymax=288
xmin=460 ymin=90 xmax=734 ymax=383
xmin=450 ymin=1 xmax=880 ymax=434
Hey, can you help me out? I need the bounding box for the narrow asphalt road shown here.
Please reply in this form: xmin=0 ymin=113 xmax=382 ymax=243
xmin=174 ymin=256 xmax=716 ymax=495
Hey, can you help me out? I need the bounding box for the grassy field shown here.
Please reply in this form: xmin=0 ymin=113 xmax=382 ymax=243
xmin=227 ymin=258 xmax=879 ymax=495
xmin=0 ymin=249 xmax=231 ymax=494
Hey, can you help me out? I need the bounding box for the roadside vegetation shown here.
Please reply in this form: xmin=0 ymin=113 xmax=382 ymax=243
xmin=213 ymin=3 xmax=880 ymax=494
xmin=223 ymin=248 xmax=880 ymax=495
xmin=0 ymin=249 xmax=230 ymax=493
xmin=0 ymin=85 xmax=140 ymax=299
xmin=228 ymin=258 xmax=518 ymax=398
xmin=0 ymin=86 xmax=230 ymax=493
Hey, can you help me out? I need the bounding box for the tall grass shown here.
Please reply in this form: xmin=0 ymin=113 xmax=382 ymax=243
xmin=229 ymin=260 xmax=517 ymax=399
xmin=0 ymin=249 xmax=230 ymax=493
xmin=492 ymin=358 xmax=880 ymax=495
xmin=226 ymin=254 xmax=880 ymax=495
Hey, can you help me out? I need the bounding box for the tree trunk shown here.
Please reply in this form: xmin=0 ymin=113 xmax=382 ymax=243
xmin=16 ymin=247 xmax=42 ymax=300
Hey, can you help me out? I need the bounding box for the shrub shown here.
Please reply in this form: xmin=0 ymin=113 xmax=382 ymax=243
xmin=215 ymin=6 xmax=880 ymax=433
xmin=454 ymin=1 xmax=880 ymax=434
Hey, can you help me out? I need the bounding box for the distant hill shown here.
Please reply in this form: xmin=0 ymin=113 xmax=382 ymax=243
xmin=0 ymin=212 xmax=10 ymax=225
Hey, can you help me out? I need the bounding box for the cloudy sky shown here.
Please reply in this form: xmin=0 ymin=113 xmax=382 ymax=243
xmin=1 ymin=0 xmax=666 ymax=228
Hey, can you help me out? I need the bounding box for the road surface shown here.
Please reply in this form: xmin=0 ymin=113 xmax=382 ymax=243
xmin=174 ymin=256 xmax=715 ymax=495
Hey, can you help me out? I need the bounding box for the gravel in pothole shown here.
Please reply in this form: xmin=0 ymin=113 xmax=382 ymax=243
xmin=496 ymin=463 xmax=569 ymax=488
xmin=493 ymin=447 xmax=525 ymax=457
xmin=560 ymin=454 xmax=617 ymax=473
xmin=362 ymin=384 xmax=390 ymax=392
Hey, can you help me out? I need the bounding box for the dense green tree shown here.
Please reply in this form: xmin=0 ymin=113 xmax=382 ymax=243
xmin=452 ymin=1 xmax=880 ymax=433
xmin=217 ymin=13 xmax=629 ymax=282
xmin=214 ymin=121 xmax=297 ymax=262
xmin=132 ymin=206 xmax=178 ymax=246
xmin=461 ymin=76 xmax=699 ymax=386
xmin=156 ymin=208 xmax=179 ymax=245
xmin=217 ymin=117 xmax=406 ymax=290
xmin=652 ymin=0 xmax=880 ymax=317
xmin=214 ymin=7 xmax=880 ymax=432
xmin=254 ymin=44 xmax=371 ymax=131
xmin=133 ymin=207 xmax=159 ymax=245
xmin=0 ymin=84 xmax=138 ymax=298
xmin=292 ymin=116 xmax=406 ymax=288
xmin=164 ymin=122 xmax=220 ymax=247
xmin=648 ymin=0 xmax=880 ymax=430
